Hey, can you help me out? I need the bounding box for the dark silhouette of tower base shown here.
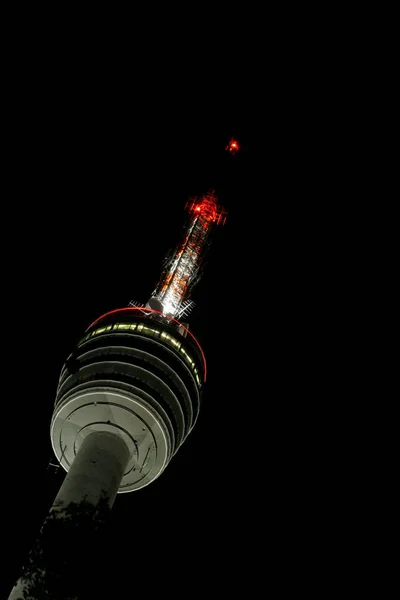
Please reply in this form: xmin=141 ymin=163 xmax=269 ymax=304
xmin=8 ymin=431 xmax=130 ymax=599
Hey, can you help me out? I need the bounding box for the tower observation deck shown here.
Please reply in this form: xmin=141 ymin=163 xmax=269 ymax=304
xmin=50 ymin=191 xmax=225 ymax=494
xmin=51 ymin=306 xmax=206 ymax=492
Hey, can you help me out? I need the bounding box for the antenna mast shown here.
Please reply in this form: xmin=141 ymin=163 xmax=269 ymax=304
xmin=149 ymin=190 xmax=227 ymax=319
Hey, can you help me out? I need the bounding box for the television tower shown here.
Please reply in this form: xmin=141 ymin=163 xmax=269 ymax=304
xmin=8 ymin=191 xmax=227 ymax=599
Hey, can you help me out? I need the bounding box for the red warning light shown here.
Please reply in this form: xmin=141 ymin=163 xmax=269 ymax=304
xmin=186 ymin=191 xmax=227 ymax=225
xmin=226 ymin=137 xmax=240 ymax=155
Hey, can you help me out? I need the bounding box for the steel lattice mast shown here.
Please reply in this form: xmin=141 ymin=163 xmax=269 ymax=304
xmin=150 ymin=190 xmax=227 ymax=319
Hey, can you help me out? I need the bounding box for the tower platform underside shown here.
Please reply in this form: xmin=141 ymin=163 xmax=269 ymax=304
xmin=51 ymin=308 xmax=205 ymax=492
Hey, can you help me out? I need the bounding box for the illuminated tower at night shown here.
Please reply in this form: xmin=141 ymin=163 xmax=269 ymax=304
xmin=9 ymin=191 xmax=227 ymax=599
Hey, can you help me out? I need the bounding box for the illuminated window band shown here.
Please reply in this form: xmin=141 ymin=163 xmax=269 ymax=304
xmin=79 ymin=322 xmax=202 ymax=387
xmin=86 ymin=307 xmax=207 ymax=381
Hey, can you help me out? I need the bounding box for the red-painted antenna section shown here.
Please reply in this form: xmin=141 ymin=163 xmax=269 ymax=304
xmin=186 ymin=190 xmax=228 ymax=225
xmin=152 ymin=191 xmax=227 ymax=318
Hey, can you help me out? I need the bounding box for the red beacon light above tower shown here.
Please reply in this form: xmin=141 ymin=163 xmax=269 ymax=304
xmin=226 ymin=137 xmax=240 ymax=155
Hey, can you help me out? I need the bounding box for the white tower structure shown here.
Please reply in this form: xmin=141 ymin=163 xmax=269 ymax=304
xmin=8 ymin=193 xmax=226 ymax=599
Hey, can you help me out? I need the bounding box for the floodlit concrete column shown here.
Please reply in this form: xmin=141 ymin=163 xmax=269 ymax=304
xmin=50 ymin=430 xmax=131 ymax=509
xmin=8 ymin=431 xmax=130 ymax=600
